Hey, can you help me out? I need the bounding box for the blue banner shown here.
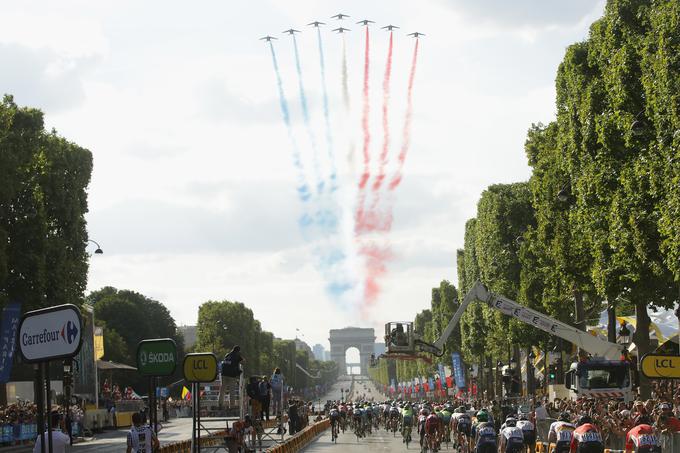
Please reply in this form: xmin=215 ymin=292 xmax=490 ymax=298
xmin=0 ymin=303 xmax=21 ymax=383
xmin=452 ymin=352 xmax=466 ymax=389
xmin=437 ymin=364 xmax=446 ymax=388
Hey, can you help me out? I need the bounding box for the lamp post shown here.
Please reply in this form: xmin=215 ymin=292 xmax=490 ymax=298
xmin=528 ymin=350 xmax=536 ymax=396
xmin=87 ymin=239 xmax=104 ymax=254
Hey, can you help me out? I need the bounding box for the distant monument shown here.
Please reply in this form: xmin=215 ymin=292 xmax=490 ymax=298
xmin=329 ymin=327 xmax=376 ymax=375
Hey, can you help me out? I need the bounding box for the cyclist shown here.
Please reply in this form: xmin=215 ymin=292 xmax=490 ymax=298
xmin=362 ymin=403 xmax=372 ymax=434
xmin=548 ymin=412 xmax=575 ymax=453
xmin=329 ymin=406 xmax=340 ymax=442
xmin=339 ymin=402 xmax=348 ymax=431
xmin=388 ymin=403 xmax=401 ymax=433
xmin=417 ymin=407 xmax=430 ymax=448
xmin=425 ymin=410 xmax=442 ymax=452
xmin=570 ymin=415 xmax=604 ymax=453
xmin=625 ymin=415 xmax=661 ymax=453
xmin=472 ymin=411 xmax=497 ymax=453
xmin=499 ymin=417 xmax=525 ymax=453
xmin=517 ymin=412 xmax=536 ymax=453
xmin=439 ymin=404 xmax=453 ymax=445
xmin=453 ymin=406 xmax=473 ymax=450
xmin=353 ymin=405 xmax=363 ymax=438
xmin=401 ymin=403 xmax=414 ymax=444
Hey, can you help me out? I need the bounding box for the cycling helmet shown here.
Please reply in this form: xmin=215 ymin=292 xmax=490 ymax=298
xmin=421 ymin=409 xmax=430 ymax=416
xmin=476 ymin=410 xmax=489 ymax=422
xmin=457 ymin=406 xmax=466 ymax=413
xmin=505 ymin=417 xmax=517 ymax=427
xmin=517 ymin=413 xmax=528 ymax=421
xmin=634 ymin=415 xmax=652 ymax=426
xmin=559 ymin=412 xmax=571 ymax=422
xmin=576 ymin=415 xmax=592 ymax=426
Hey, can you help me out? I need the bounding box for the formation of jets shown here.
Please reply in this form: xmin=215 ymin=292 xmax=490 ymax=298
xmin=260 ymin=14 xmax=424 ymax=41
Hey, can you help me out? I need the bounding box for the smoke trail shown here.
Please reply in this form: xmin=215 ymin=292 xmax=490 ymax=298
xmin=341 ymin=35 xmax=350 ymax=111
xmin=358 ymin=26 xmax=371 ymax=191
xmin=316 ymin=27 xmax=337 ymax=191
xmin=372 ymin=31 xmax=394 ymax=193
xmin=355 ymin=26 xmax=371 ymax=231
xmin=361 ymin=243 xmax=392 ymax=307
xmin=389 ymin=38 xmax=419 ymax=191
xmin=268 ymin=41 xmax=311 ymax=203
xmin=292 ymin=34 xmax=323 ymax=195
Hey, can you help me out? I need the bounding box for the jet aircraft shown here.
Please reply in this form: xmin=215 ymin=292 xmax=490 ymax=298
xmin=356 ymin=19 xmax=375 ymax=26
xmin=332 ymin=27 xmax=351 ymax=33
xmin=381 ymin=25 xmax=399 ymax=31
xmin=331 ymin=13 xmax=350 ymax=20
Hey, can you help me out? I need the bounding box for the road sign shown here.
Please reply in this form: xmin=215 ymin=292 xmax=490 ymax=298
xmin=183 ymin=353 xmax=218 ymax=383
xmin=18 ymin=304 xmax=82 ymax=363
xmin=137 ymin=339 xmax=177 ymax=376
xmin=640 ymin=354 xmax=680 ymax=379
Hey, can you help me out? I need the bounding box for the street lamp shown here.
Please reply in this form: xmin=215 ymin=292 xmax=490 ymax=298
xmin=88 ymin=239 xmax=103 ymax=254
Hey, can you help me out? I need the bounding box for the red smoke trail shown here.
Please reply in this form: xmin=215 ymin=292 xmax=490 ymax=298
xmin=355 ymin=27 xmax=371 ymax=229
xmin=361 ymin=243 xmax=392 ymax=308
xmin=389 ymin=38 xmax=419 ymax=191
xmin=372 ymin=31 xmax=394 ymax=194
xmin=359 ymin=26 xmax=371 ymax=189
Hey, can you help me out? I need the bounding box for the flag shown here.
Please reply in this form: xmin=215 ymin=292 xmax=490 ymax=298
xmin=181 ymin=386 xmax=192 ymax=401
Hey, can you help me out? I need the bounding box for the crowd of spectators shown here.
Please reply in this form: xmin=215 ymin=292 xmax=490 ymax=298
xmin=0 ymin=400 xmax=38 ymax=426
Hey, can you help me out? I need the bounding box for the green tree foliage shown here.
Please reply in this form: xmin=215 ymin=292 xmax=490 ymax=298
xmin=0 ymin=95 xmax=92 ymax=312
xmin=390 ymin=1 xmax=680 ymax=399
xmin=194 ymin=301 xmax=337 ymax=389
xmin=88 ymin=287 xmax=185 ymax=365
xmin=553 ymin=0 xmax=679 ymax=396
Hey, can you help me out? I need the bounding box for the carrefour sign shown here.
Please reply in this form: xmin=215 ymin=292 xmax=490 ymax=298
xmin=18 ymin=305 xmax=83 ymax=363
xmin=137 ymin=339 xmax=177 ymax=376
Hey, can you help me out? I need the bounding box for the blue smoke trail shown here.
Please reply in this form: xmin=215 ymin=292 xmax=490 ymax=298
xmin=292 ymin=35 xmax=323 ymax=196
xmin=269 ymin=41 xmax=312 ymax=225
xmin=316 ymin=27 xmax=337 ymax=192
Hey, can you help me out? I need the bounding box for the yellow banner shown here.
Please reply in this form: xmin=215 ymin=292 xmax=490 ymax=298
xmin=94 ymin=327 xmax=105 ymax=360
xmin=640 ymin=354 xmax=680 ymax=379
xmin=183 ymin=353 xmax=218 ymax=383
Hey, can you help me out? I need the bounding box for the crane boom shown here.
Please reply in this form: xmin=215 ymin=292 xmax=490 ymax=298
xmin=432 ymin=281 xmax=624 ymax=360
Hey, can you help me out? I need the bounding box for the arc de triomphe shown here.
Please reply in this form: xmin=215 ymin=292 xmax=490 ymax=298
xmin=329 ymin=327 xmax=376 ymax=375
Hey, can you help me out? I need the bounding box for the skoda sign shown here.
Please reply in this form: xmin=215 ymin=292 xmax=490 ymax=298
xmin=183 ymin=353 xmax=218 ymax=383
xmin=137 ymin=339 xmax=177 ymax=376
xmin=18 ymin=304 xmax=83 ymax=363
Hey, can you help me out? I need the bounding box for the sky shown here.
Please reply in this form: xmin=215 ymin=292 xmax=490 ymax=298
xmin=0 ymin=0 xmax=606 ymax=351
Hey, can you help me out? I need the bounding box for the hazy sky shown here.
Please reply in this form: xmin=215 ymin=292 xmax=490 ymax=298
xmin=1 ymin=0 xmax=605 ymax=350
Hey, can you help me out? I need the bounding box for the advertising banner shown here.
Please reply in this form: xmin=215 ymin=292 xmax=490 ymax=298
xmin=94 ymin=327 xmax=105 ymax=360
xmin=183 ymin=353 xmax=218 ymax=383
xmin=437 ymin=364 xmax=446 ymax=388
xmin=137 ymin=339 xmax=177 ymax=376
xmin=18 ymin=304 xmax=82 ymax=363
xmin=452 ymin=352 xmax=466 ymax=389
xmin=0 ymin=303 xmax=21 ymax=383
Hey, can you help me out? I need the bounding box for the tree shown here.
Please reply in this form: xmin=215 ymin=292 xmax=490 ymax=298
xmin=0 ymin=95 xmax=92 ymax=312
xmin=554 ymin=0 xmax=679 ymax=397
xmin=474 ymin=183 xmax=536 ymax=359
xmin=89 ymin=287 xmax=185 ymax=365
